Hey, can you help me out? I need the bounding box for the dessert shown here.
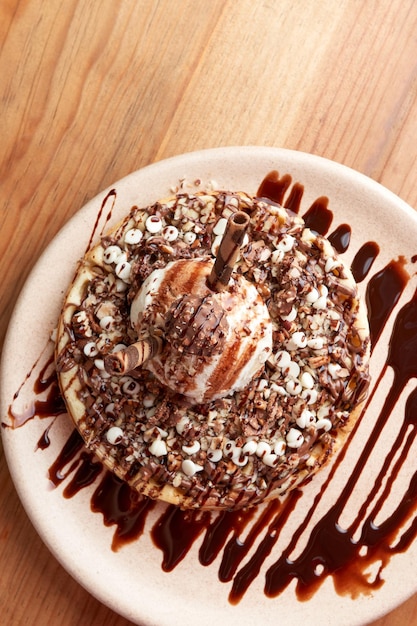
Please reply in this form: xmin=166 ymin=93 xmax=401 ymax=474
xmin=55 ymin=188 xmax=370 ymax=509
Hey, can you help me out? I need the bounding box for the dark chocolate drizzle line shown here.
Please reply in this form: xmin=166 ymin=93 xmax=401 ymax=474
xmin=91 ymin=471 xmax=156 ymax=551
xmin=4 ymin=351 xmax=66 ymax=429
xmin=365 ymin=258 xmax=409 ymax=350
xmin=302 ymin=197 xmax=333 ymax=235
xmin=351 ymin=241 xmax=380 ymax=283
xmin=219 ymin=499 xmax=281 ymax=583
xmin=199 ymin=507 xmax=256 ymax=567
xmin=48 ymin=428 xmax=85 ymax=486
xmin=37 ymin=422 xmax=53 ymax=450
xmin=227 ymin=492 xmax=300 ymax=603
xmin=152 ymin=504 xmax=211 ymax=571
xmin=63 ymin=451 xmax=103 ymax=499
xmin=328 ymin=224 xmax=351 ymax=253
xmin=256 ymin=171 xmax=295 ymax=207
xmin=85 ymin=188 xmax=117 ymax=254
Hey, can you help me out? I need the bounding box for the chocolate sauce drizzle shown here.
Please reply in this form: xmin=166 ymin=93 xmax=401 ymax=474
xmin=85 ymin=188 xmax=117 ymax=253
xmin=4 ymin=171 xmax=417 ymax=608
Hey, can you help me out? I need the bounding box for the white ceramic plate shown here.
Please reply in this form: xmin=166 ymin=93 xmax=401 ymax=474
xmin=2 ymin=146 xmax=417 ymax=626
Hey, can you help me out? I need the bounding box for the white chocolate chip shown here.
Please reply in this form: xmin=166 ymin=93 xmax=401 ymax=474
xmin=275 ymin=350 xmax=291 ymax=368
xmin=263 ymin=453 xmax=278 ymax=467
xmin=285 ymin=330 xmax=307 ymax=351
xmin=122 ymin=377 xmax=141 ymax=395
xmin=296 ymin=408 xmax=315 ymax=429
xmin=145 ymin=215 xmax=163 ymax=233
xmin=284 ymin=360 xmax=301 ymax=379
xmin=291 ymin=331 xmax=307 ymax=349
xmin=124 ymin=228 xmax=143 ymax=244
xmin=83 ymin=341 xmax=98 ymax=358
xmin=313 ymin=295 xmax=327 ymax=310
xmin=176 ymin=416 xmax=190 ymax=435
xmin=183 ymin=231 xmax=197 ymax=245
xmin=307 ymin=337 xmax=325 ymax=350
xmin=233 ymin=449 xmax=249 ymax=466
xmin=325 ymin=257 xmax=340 ymax=273
xmin=256 ymin=441 xmax=271 ymax=458
xmin=257 ymin=378 xmax=269 ymax=391
xmin=302 ymin=388 xmax=319 ymax=404
xmin=315 ymin=418 xmax=332 ymax=432
xmin=182 ymin=459 xmax=203 ymax=476
xmin=115 ymin=260 xmax=132 ymax=281
xmin=106 ymin=426 xmax=124 ymax=445
xmin=286 ymin=379 xmax=302 ymax=395
xmin=242 ymin=440 xmax=258 ymax=455
xmin=99 ymin=315 xmax=114 ymax=330
xmin=213 ymin=217 xmax=228 ymax=235
xmin=207 ymin=449 xmax=222 ymax=463
xmin=143 ymin=394 xmax=156 ymax=408
xmin=270 ymin=383 xmax=288 ymax=396
xmin=103 ymin=245 xmax=123 ymax=264
xmin=286 ymin=428 xmax=304 ymax=448
xmin=281 ymin=306 xmax=297 ymax=322
xmin=328 ymin=363 xmax=341 ymax=379
xmin=277 ymin=234 xmax=295 ymax=252
xmin=223 ymin=440 xmax=236 ymax=458
xmin=112 ymin=343 xmax=127 ymax=352
xmin=300 ymin=371 xmax=315 ymax=389
xmin=182 ymin=441 xmax=201 ymax=455
xmin=115 ymin=278 xmax=128 ymax=293
xmin=162 ymin=225 xmax=179 ymax=242
xmin=94 ymin=358 xmax=110 ymax=378
xmin=305 ymin=287 xmax=319 ymax=303
xmin=273 ymin=439 xmax=286 ymax=456
xmin=149 ymin=439 xmax=167 ymax=457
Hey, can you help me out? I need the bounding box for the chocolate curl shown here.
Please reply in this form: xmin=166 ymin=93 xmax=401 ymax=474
xmin=208 ymin=211 xmax=250 ymax=291
xmin=104 ymin=336 xmax=162 ymax=375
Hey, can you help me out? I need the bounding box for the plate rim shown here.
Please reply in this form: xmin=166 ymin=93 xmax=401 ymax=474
xmin=2 ymin=145 xmax=417 ymax=626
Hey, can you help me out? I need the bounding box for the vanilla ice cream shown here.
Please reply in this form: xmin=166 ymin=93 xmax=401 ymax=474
xmin=130 ymin=257 xmax=273 ymax=403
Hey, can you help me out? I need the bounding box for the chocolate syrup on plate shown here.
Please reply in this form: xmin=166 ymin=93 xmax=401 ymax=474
xmin=4 ymin=171 xmax=417 ymax=607
xmin=328 ymin=224 xmax=351 ymax=254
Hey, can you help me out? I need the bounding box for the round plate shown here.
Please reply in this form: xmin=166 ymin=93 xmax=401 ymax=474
xmin=2 ymin=147 xmax=417 ymax=626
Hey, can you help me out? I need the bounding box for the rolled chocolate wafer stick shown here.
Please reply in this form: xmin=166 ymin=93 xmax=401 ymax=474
xmin=208 ymin=211 xmax=250 ymax=291
xmin=104 ymin=336 xmax=162 ymax=375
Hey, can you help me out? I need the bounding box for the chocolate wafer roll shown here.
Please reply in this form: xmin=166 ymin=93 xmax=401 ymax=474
xmin=208 ymin=211 xmax=250 ymax=291
xmin=104 ymin=336 xmax=162 ymax=375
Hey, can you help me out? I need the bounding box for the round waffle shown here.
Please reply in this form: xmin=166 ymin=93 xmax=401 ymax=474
xmin=55 ymin=190 xmax=370 ymax=509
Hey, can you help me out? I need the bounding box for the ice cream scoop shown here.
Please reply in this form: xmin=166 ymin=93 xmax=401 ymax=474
xmin=104 ymin=212 xmax=273 ymax=403
xmin=130 ymin=257 xmax=272 ymax=402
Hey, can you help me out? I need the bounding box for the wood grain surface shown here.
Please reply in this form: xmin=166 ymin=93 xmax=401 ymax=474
xmin=2 ymin=1 xmax=417 ymax=624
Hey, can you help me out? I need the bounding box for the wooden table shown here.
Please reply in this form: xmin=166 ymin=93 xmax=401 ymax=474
xmin=2 ymin=1 xmax=417 ymax=624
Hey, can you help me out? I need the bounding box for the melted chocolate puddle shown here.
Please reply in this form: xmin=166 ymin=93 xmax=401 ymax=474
xmin=4 ymin=171 xmax=417 ymax=607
